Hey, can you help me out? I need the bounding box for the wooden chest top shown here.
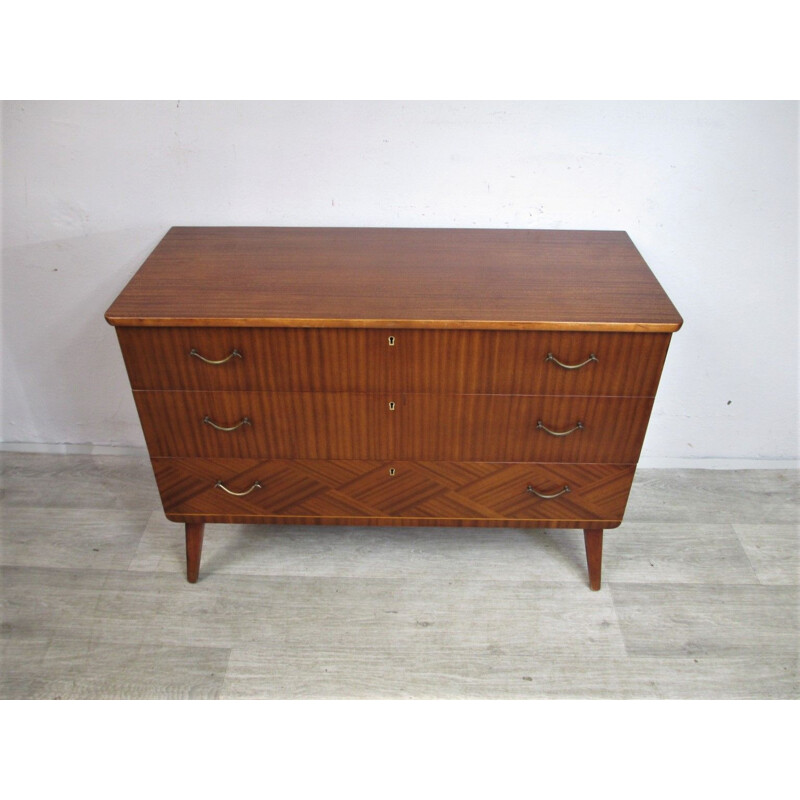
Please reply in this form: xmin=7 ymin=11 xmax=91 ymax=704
xmin=104 ymin=227 xmax=683 ymax=332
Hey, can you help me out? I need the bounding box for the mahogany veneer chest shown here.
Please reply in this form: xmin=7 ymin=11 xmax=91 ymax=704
xmin=105 ymin=227 xmax=682 ymax=588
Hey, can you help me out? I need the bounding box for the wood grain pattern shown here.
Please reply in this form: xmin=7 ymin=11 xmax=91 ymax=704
xmin=117 ymin=326 xmax=390 ymax=392
xmin=391 ymin=329 xmax=671 ymax=397
xmin=151 ymin=458 xmax=636 ymax=525
xmin=105 ymin=227 xmax=683 ymax=332
xmin=116 ymin=326 xmax=672 ymax=396
xmin=185 ymin=522 xmax=204 ymax=583
xmin=133 ymin=390 xmax=654 ymax=463
xmin=584 ymin=529 xmax=603 ymax=591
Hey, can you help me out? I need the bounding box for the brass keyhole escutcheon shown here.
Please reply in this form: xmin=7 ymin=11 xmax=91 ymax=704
xmin=388 ymin=401 xmax=396 ymax=411
xmin=388 ymin=335 xmax=395 ymax=346
xmin=389 ymin=467 xmax=396 ymax=476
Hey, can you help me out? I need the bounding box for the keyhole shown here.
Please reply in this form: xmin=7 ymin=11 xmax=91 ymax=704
xmin=389 ymin=467 xmax=396 ymax=476
xmin=388 ymin=335 xmax=395 ymax=346
xmin=388 ymin=401 xmax=396 ymax=411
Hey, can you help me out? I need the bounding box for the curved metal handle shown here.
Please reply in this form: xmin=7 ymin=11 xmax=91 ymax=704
xmin=215 ymin=480 xmax=262 ymax=497
xmin=527 ymin=484 xmax=571 ymax=500
xmin=189 ymin=348 xmax=242 ymax=365
xmin=536 ymin=420 xmax=584 ymax=437
xmin=545 ymin=352 xmax=598 ymax=370
xmin=203 ymin=415 xmax=251 ymax=432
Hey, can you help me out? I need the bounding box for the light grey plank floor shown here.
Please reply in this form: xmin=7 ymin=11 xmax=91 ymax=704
xmin=1 ymin=452 xmax=797 ymax=699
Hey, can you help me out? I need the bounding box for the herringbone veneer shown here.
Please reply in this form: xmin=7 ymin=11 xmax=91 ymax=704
xmin=152 ymin=458 xmax=635 ymax=527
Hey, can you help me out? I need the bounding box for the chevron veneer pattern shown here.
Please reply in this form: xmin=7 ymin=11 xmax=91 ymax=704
xmin=152 ymin=459 xmax=636 ymax=527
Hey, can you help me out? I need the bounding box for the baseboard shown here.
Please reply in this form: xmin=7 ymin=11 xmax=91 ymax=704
xmin=0 ymin=442 xmax=149 ymax=457
xmin=636 ymin=456 xmax=799 ymax=469
xmin=1 ymin=441 xmax=797 ymax=469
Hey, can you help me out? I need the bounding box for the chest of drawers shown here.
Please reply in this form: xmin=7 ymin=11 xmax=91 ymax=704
xmin=105 ymin=227 xmax=682 ymax=589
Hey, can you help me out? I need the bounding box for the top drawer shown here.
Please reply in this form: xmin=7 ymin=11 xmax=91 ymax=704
xmin=116 ymin=327 xmax=671 ymax=396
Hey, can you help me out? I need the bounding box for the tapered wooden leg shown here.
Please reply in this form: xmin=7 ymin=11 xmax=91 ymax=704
xmin=185 ymin=522 xmax=205 ymax=583
xmin=583 ymin=528 xmax=603 ymax=591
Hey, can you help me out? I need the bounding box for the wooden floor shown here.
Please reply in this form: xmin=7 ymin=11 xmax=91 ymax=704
xmin=1 ymin=452 xmax=797 ymax=699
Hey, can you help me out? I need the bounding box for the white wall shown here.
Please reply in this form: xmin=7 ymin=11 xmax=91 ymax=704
xmin=2 ymin=101 xmax=797 ymax=464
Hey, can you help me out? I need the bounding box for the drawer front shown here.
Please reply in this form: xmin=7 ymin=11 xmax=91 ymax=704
xmin=118 ymin=327 xmax=670 ymax=396
xmin=393 ymin=393 xmax=653 ymax=463
xmin=134 ymin=391 xmax=653 ymax=463
xmin=392 ymin=329 xmax=670 ymax=396
xmin=151 ymin=458 xmax=636 ymax=524
xmin=117 ymin=327 xmax=391 ymax=392
xmin=134 ymin=391 xmax=393 ymax=460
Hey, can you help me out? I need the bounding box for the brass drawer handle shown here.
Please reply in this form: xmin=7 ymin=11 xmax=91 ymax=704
xmin=536 ymin=420 xmax=584 ymax=437
xmin=545 ymin=352 xmax=598 ymax=370
xmin=527 ymin=484 xmax=570 ymax=500
xmin=203 ymin=415 xmax=251 ymax=432
xmin=189 ymin=348 xmax=242 ymax=365
xmin=215 ymin=480 xmax=262 ymax=496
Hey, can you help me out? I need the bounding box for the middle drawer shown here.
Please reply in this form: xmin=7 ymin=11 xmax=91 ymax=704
xmin=133 ymin=391 xmax=653 ymax=463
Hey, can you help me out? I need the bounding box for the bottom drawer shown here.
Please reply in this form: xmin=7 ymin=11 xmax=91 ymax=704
xmin=152 ymin=459 xmax=636 ymax=527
